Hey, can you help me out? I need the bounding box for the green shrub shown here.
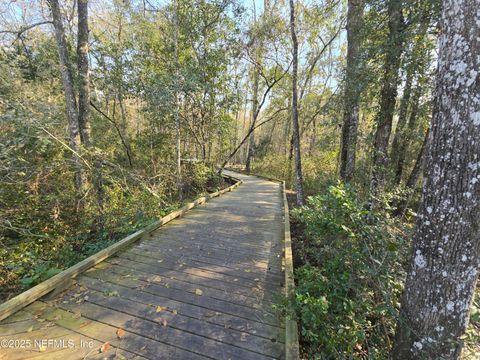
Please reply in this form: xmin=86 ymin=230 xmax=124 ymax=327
xmin=290 ymin=183 xmax=410 ymax=359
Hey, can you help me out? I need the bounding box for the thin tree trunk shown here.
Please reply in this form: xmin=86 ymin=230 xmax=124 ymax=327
xmin=245 ymin=64 xmax=259 ymax=173
xmin=405 ymin=127 xmax=429 ymax=190
xmin=392 ymin=0 xmax=480 ymax=357
xmin=390 ymin=68 xmax=414 ymax=182
xmin=48 ymin=0 xmax=84 ymax=193
xmin=77 ymin=0 xmax=91 ymax=146
xmin=289 ymin=0 xmax=304 ymax=206
xmin=394 ymin=127 xmax=429 ymax=216
xmin=395 ymin=84 xmax=422 ymax=184
xmin=173 ymin=0 xmax=182 ymax=199
xmin=339 ymin=0 xmax=364 ymax=182
xmin=371 ymin=0 xmax=404 ymax=192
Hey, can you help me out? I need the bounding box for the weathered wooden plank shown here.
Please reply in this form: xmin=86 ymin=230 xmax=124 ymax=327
xmin=87 ymin=262 xmax=273 ymax=311
xmin=56 ymin=299 xmax=279 ymax=360
xmin=127 ymin=247 xmax=283 ymax=281
xmin=133 ymin=241 xmax=277 ymax=268
xmin=0 ymin=310 xmax=32 ymax=324
xmin=76 ymin=276 xmax=284 ymax=342
xmin=0 ymin=319 xmax=42 ymax=336
xmin=24 ymin=301 xmax=209 ymax=360
xmin=64 ymin=288 xmax=284 ymax=357
xmin=138 ymin=237 xmax=275 ymax=261
xmin=103 ymin=256 xmax=267 ymax=299
xmin=116 ymin=251 xmax=281 ymax=290
xmin=80 ymin=273 xmax=280 ymax=327
xmin=147 ymin=229 xmax=276 ymax=253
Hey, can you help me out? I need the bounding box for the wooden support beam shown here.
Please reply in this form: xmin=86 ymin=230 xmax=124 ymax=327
xmin=283 ymin=181 xmax=300 ymax=360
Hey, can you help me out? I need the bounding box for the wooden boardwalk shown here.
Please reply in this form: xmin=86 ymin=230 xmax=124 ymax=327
xmin=0 ymin=171 xmax=286 ymax=360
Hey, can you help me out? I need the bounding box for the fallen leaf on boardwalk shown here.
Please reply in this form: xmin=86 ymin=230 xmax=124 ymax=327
xmin=195 ymin=288 xmax=203 ymax=296
xmin=38 ymin=345 xmax=47 ymax=352
xmin=27 ymin=326 xmax=34 ymax=332
xmin=172 ymin=310 xmax=178 ymax=315
xmin=156 ymin=306 xmax=165 ymax=313
xmin=244 ymin=269 xmax=251 ymax=273
xmin=37 ymin=318 xmax=46 ymax=322
xmin=254 ymin=278 xmax=260 ymax=281
xmin=204 ymin=311 xmax=216 ymax=317
xmin=116 ymin=354 xmax=127 ymax=360
xmin=100 ymin=342 xmax=111 ymax=353
xmin=157 ymin=259 xmax=163 ymax=263
xmin=116 ymin=328 xmax=125 ymax=339
xmin=104 ymin=290 xmax=119 ymax=297
xmin=233 ymin=278 xmax=238 ymax=282
xmin=149 ymin=275 xmax=162 ymax=283
xmin=161 ymin=318 xmax=168 ymax=327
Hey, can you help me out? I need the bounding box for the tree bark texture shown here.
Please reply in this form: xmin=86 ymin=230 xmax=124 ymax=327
xmin=394 ymin=84 xmax=422 ymax=184
xmin=77 ymin=0 xmax=91 ymax=146
xmin=390 ymin=68 xmax=414 ymax=183
xmin=48 ymin=0 xmax=84 ymax=192
xmin=245 ymin=63 xmax=259 ymax=173
xmin=371 ymin=0 xmax=404 ymax=192
xmin=289 ymin=0 xmax=305 ymax=206
xmin=405 ymin=127 xmax=429 ymax=190
xmin=339 ymin=0 xmax=364 ymax=182
xmin=392 ymin=0 xmax=480 ymax=358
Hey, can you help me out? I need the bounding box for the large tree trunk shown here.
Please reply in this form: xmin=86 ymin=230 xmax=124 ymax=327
xmin=371 ymin=0 xmax=404 ymax=192
xmin=48 ymin=0 xmax=84 ymax=193
xmin=77 ymin=0 xmax=91 ymax=146
xmin=289 ymin=0 xmax=304 ymax=206
xmin=392 ymin=0 xmax=480 ymax=357
xmin=339 ymin=0 xmax=364 ymax=182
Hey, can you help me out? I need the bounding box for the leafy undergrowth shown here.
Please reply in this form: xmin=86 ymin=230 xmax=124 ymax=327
xmin=288 ymin=183 xmax=411 ymax=359
xmin=287 ymin=183 xmax=480 ymax=359
xmin=0 ymin=164 xmax=226 ymax=302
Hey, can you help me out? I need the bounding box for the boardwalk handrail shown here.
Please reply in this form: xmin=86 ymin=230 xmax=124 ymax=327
xmin=0 ymin=174 xmax=242 ymax=322
xmin=282 ymin=181 xmax=301 ymax=359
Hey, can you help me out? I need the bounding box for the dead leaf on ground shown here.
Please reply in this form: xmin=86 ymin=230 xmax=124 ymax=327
xmin=161 ymin=318 xmax=168 ymax=327
xmin=156 ymin=306 xmax=165 ymax=313
xmin=195 ymin=288 xmax=203 ymax=296
xmin=172 ymin=310 xmax=178 ymax=315
xmin=116 ymin=328 xmax=125 ymax=339
xmin=148 ymin=275 xmax=162 ymax=283
xmin=100 ymin=342 xmax=111 ymax=353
